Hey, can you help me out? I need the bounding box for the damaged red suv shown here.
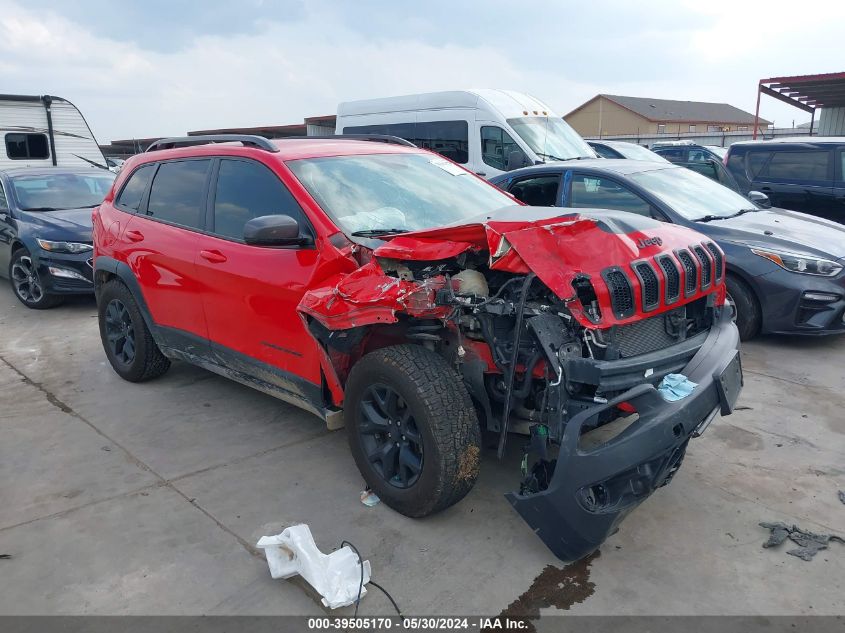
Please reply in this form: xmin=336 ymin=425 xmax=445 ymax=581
xmin=93 ymin=134 xmax=742 ymax=561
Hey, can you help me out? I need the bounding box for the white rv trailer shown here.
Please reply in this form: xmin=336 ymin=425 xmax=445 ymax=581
xmin=335 ymin=89 xmax=595 ymax=178
xmin=0 ymin=94 xmax=107 ymax=170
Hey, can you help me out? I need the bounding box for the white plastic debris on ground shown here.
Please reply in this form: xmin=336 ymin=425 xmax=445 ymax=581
xmin=256 ymin=524 xmax=370 ymax=609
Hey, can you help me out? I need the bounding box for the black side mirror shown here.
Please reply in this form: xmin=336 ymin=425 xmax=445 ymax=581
xmin=506 ymin=150 xmax=528 ymax=172
xmin=243 ymin=214 xmax=309 ymax=246
xmin=747 ymin=191 xmax=772 ymax=209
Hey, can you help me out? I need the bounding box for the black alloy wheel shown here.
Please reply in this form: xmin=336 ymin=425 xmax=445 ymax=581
xmin=357 ymin=383 xmax=424 ymax=489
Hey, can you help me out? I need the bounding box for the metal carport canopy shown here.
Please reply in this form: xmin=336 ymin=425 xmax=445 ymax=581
xmin=753 ymin=71 xmax=845 ymax=138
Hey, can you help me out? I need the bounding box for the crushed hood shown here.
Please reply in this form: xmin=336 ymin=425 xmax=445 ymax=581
xmin=300 ymin=207 xmax=722 ymax=331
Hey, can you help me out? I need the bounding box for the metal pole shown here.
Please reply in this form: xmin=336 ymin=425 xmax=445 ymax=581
xmin=753 ymin=82 xmax=762 ymax=140
xmin=809 ymin=108 xmax=815 ymax=137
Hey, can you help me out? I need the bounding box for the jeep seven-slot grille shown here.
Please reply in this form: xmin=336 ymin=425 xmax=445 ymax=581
xmin=633 ymin=261 xmax=660 ymax=311
xmin=604 ymin=269 xmax=635 ymax=318
xmin=677 ymin=250 xmax=697 ymax=295
xmin=693 ymin=246 xmax=712 ymax=289
xmin=657 ymin=256 xmax=681 ymax=303
xmin=705 ymin=242 xmax=723 ymax=281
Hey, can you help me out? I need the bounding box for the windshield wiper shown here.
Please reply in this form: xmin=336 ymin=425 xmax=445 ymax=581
xmin=536 ymin=152 xmax=590 ymax=162
xmin=21 ymin=207 xmax=62 ymax=212
xmin=694 ymin=208 xmax=759 ymax=223
xmin=350 ymin=228 xmax=408 ymax=238
xmin=692 ymin=214 xmax=729 ymax=223
xmin=726 ymin=208 xmax=759 ymax=218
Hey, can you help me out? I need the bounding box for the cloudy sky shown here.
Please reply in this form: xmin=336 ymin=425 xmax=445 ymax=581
xmin=2 ymin=0 xmax=843 ymax=142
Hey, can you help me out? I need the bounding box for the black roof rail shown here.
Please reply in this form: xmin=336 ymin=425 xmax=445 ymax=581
xmin=281 ymin=134 xmax=417 ymax=148
xmin=146 ymin=134 xmax=280 ymax=153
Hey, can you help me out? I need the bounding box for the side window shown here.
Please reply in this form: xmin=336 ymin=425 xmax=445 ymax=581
xmin=687 ymin=148 xmax=709 ymax=163
xmin=481 ymin=126 xmax=526 ymax=171
xmin=414 ymin=121 xmax=469 ymax=164
xmin=745 ymin=150 xmax=771 ymax=180
xmin=760 ymin=151 xmax=830 ymax=182
xmin=569 ymin=174 xmax=653 ymax=217
xmin=0 ymin=183 xmax=8 ymax=211
xmin=212 ymin=159 xmax=308 ymax=241
xmin=508 ymin=175 xmax=561 ymax=207
xmin=146 ymin=160 xmax=211 ymax=229
xmin=838 ymin=149 xmax=845 ymax=182
xmin=654 ymin=147 xmax=684 ymax=162
xmin=591 ymin=144 xmax=618 ymax=159
xmin=5 ymin=133 xmax=50 ymax=160
xmin=116 ymin=164 xmax=156 ymax=211
xmin=344 ymin=121 xmax=469 ymax=164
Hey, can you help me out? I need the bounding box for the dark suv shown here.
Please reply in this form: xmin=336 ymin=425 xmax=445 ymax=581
xmin=93 ymin=134 xmax=741 ymax=561
xmin=724 ymin=137 xmax=845 ymax=221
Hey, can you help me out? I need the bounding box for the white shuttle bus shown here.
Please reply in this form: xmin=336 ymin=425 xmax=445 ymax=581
xmin=335 ymin=89 xmax=595 ymax=178
xmin=0 ymin=94 xmax=107 ymax=170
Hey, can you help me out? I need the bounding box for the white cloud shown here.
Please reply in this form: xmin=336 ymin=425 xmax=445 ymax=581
xmin=1 ymin=0 xmax=841 ymax=141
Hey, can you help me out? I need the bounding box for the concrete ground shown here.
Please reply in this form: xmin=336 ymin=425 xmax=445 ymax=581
xmin=0 ymin=290 xmax=842 ymax=617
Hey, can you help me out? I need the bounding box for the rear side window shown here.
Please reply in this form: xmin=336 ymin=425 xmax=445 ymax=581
xmin=569 ymin=174 xmax=652 ymax=217
xmin=146 ymin=160 xmax=210 ymax=229
xmin=654 ymin=147 xmax=684 ymax=161
xmin=116 ymin=164 xmax=156 ymax=211
xmin=344 ymin=121 xmax=469 ymax=164
xmin=761 ymin=151 xmax=830 ymax=182
xmin=509 ymin=175 xmax=560 ymax=206
xmin=5 ymin=133 xmax=49 ymax=160
xmin=212 ymin=159 xmax=307 ymax=240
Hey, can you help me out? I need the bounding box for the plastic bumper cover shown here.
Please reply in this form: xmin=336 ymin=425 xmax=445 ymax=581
xmin=506 ymin=309 xmax=742 ymax=561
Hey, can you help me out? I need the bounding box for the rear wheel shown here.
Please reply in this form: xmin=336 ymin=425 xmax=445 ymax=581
xmin=726 ymin=274 xmax=761 ymax=341
xmin=9 ymin=249 xmax=63 ymax=309
xmin=98 ymin=279 xmax=170 ymax=382
xmin=344 ymin=345 xmax=481 ymax=518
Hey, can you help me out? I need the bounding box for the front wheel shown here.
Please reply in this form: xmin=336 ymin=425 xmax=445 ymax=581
xmin=726 ymin=274 xmax=761 ymax=341
xmin=9 ymin=249 xmax=62 ymax=309
xmin=344 ymin=345 xmax=481 ymax=518
xmin=98 ymin=279 xmax=171 ymax=382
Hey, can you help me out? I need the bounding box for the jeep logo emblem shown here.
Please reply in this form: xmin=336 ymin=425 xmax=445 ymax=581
xmin=637 ymin=236 xmax=662 ymax=248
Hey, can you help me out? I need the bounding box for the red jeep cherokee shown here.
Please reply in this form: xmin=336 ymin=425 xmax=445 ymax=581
xmin=93 ymin=134 xmax=742 ymax=561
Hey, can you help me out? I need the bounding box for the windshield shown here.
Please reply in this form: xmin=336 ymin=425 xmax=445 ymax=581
xmin=614 ymin=143 xmax=670 ymax=162
xmin=11 ymin=172 xmax=115 ymax=211
xmin=507 ymin=117 xmax=595 ymax=161
xmin=287 ymin=153 xmax=515 ymax=234
xmin=630 ymin=166 xmax=757 ymax=221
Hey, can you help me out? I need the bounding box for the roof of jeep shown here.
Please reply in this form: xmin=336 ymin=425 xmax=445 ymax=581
xmin=127 ymin=139 xmax=424 ymax=167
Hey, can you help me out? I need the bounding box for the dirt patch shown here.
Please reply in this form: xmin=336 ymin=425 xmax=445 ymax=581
xmin=498 ymin=551 xmax=599 ymax=631
xmin=456 ymin=444 xmax=480 ymax=482
xmin=711 ymin=424 xmax=764 ymax=451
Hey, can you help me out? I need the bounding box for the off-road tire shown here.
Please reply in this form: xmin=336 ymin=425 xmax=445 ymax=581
xmin=98 ymin=279 xmax=170 ymax=382
xmin=726 ymin=274 xmax=761 ymax=341
xmin=9 ymin=249 xmax=63 ymax=309
xmin=344 ymin=344 xmax=481 ymax=517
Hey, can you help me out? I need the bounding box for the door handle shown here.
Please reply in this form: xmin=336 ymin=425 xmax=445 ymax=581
xmin=200 ymin=249 xmax=227 ymax=263
xmin=125 ymin=229 xmax=144 ymax=242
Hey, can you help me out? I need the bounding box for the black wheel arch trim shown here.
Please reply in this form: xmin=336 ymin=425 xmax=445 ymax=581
xmin=94 ymin=256 xmax=157 ymax=334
